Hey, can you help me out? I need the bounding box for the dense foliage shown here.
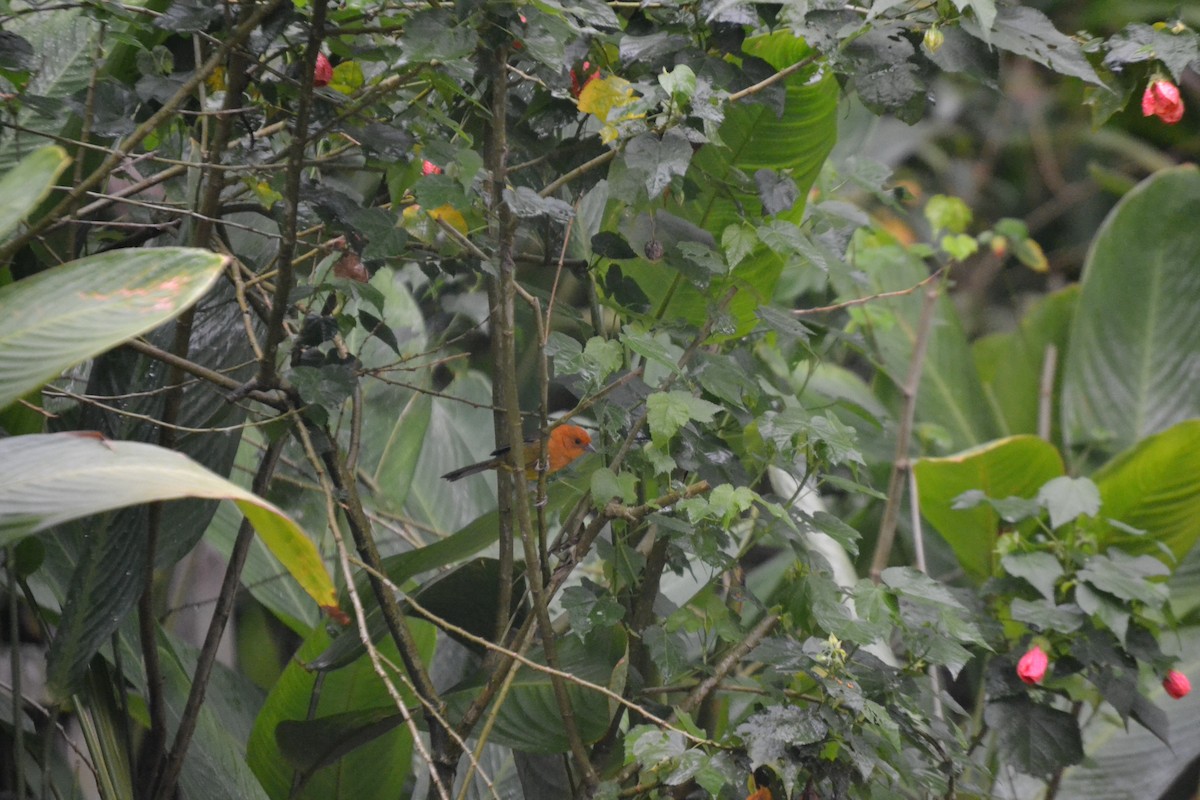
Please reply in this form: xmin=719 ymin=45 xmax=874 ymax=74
xmin=2 ymin=0 xmax=1200 ymax=798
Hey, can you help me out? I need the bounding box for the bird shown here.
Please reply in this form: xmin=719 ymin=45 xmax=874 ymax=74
xmin=441 ymin=424 xmax=594 ymax=482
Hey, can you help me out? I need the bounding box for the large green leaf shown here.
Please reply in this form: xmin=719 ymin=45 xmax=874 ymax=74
xmin=0 ymin=246 xmax=227 ymax=410
xmin=1061 ymin=166 xmax=1200 ymax=456
xmin=616 ymin=31 xmax=839 ymax=336
xmin=973 ymin=285 xmax=1077 ymax=438
xmin=0 ymin=145 xmax=69 ymax=242
xmin=369 ymin=390 xmax=431 ymax=516
xmin=1093 ymin=420 xmax=1200 ymax=564
xmin=0 ymin=434 xmax=338 ymax=613
xmin=914 ymin=436 xmax=1065 ymax=581
xmin=246 ymin=620 xmax=435 ymax=800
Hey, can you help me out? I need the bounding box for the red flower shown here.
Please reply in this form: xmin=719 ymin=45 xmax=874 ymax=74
xmin=1164 ymin=670 xmax=1191 ymax=699
xmin=422 ymin=160 xmax=442 ymax=176
xmin=313 ymin=53 xmax=333 ymax=87
xmin=1142 ymin=79 xmax=1184 ymax=124
xmin=1017 ymin=645 xmax=1048 ymax=685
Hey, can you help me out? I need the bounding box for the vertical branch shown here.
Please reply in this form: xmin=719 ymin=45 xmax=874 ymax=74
xmin=485 ymin=42 xmax=599 ymax=790
xmin=870 ymin=285 xmax=939 ymax=582
xmin=258 ymin=0 xmax=328 ymax=387
xmin=1038 ymin=343 xmax=1057 ymax=442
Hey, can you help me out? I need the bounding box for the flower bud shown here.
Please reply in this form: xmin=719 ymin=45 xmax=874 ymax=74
xmin=313 ymin=53 xmax=333 ymax=87
xmin=1017 ymin=645 xmax=1048 ymax=685
xmin=923 ymin=26 xmax=944 ymax=54
xmin=1164 ymin=670 xmax=1191 ymax=699
xmin=1142 ymin=79 xmax=1184 ymax=124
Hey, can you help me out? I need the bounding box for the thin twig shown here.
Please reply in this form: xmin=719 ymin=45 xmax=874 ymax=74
xmin=870 ymin=285 xmax=940 ymax=581
xmin=794 ymin=268 xmax=944 ymax=316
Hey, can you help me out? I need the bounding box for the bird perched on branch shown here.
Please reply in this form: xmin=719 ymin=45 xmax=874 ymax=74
xmin=441 ymin=424 xmax=594 ymax=482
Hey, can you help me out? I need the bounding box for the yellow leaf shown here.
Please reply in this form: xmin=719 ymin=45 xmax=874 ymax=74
xmin=1016 ymin=238 xmax=1048 ymax=273
xmin=577 ymin=75 xmax=641 ymax=143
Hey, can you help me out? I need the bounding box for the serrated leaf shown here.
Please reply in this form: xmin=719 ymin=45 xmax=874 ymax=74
xmin=624 ymin=129 xmax=693 ymax=200
xmin=986 ymin=696 xmax=1084 ymax=779
xmin=1037 ymin=476 xmax=1101 ymax=529
xmin=963 ymin=6 xmax=1101 ymax=86
xmin=646 ymin=391 xmax=721 ymax=442
xmin=1001 ymin=552 xmax=1063 ymax=601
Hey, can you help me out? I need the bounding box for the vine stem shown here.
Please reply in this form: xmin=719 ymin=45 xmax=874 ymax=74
xmin=870 ymin=284 xmax=940 ymax=581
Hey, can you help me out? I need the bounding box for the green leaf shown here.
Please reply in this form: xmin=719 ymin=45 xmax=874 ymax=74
xmin=0 ymin=434 xmax=338 ymax=613
xmin=647 ymin=391 xmax=722 ymax=442
xmin=624 ymin=129 xmax=693 ymax=200
xmin=247 ymin=621 xmax=435 ymax=799
xmin=1093 ymin=420 xmax=1200 ymax=564
xmin=1037 ymin=476 xmax=1101 ymax=529
xmin=1009 ymin=598 xmax=1085 ymax=632
xmin=0 ymin=145 xmax=69 ymax=242
xmin=973 ymin=286 xmax=1077 ymax=438
xmin=1078 ymin=551 xmax=1169 ymax=607
xmin=275 ymin=708 xmax=405 ymax=774
xmin=956 ymin=0 xmax=997 ymax=34
xmin=939 ymin=233 xmax=979 ymax=261
xmin=370 ymin=391 xmax=432 ymax=516
xmin=562 ymin=579 xmax=626 ymax=639
xmin=924 ymin=194 xmax=973 ymax=235
xmin=986 ymin=696 xmax=1084 ymax=779
xmin=0 ymin=247 xmax=227 ymax=411
xmin=1001 ymin=552 xmax=1063 ymax=601
xmin=1104 ymin=23 xmax=1200 ymax=83
xmin=962 ymin=6 xmax=1102 ymax=86
xmin=914 ymin=436 xmax=1065 ymax=581
xmin=1062 ymin=166 xmax=1200 ymax=454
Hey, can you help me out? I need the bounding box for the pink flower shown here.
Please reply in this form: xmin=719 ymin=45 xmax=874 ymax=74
xmin=1017 ymin=645 xmax=1048 ymax=685
xmin=1164 ymin=670 xmax=1191 ymax=699
xmin=1142 ymin=79 xmax=1184 ymax=124
xmin=422 ymin=160 xmax=442 ymax=176
xmin=313 ymin=53 xmax=333 ymax=87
